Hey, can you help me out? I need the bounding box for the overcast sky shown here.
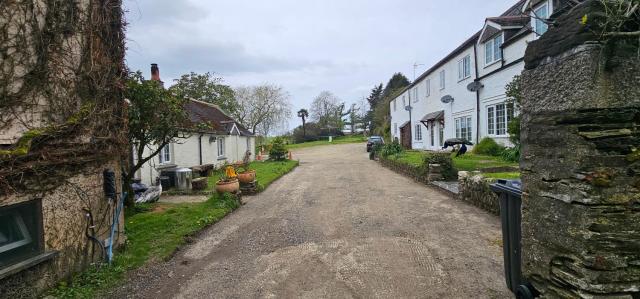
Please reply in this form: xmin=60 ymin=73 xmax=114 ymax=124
xmin=124 ymin=0 xmax=514 ymax=132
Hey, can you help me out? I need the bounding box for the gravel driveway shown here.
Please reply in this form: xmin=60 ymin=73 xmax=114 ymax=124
xmin=110 ymin=143 xmax=511 ymax=298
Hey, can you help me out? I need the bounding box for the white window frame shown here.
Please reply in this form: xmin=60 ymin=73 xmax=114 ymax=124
xmin=402 ymin=96 xmax=406 ymax=108
xmin=393 ymin=99 xmax=396 ymax=111
xmin=532 ymin=1 xmax=550 ymax=37
xmin=487 ymin=102 xmax=515 ymax=136
xmin=425 ymin=79 xmax=431 ymax=97
xmin=414 ymin=124 xmax=422 ymax=141
xmin=485 ymin=34 xmax=503 ymax=66
xmin=413 ymin=88 xmax=419 ymax=103
xmin=159 ymin=144 xmax=172 ymax=164
xmin=439 ymin=70 xmax=446 ymax=90
xmin=217 ymin=137 xmax=225 ymax=157
xmin=438 ymin=124 xmax=444 ymax=147
xmin=430 ymin=124 xmax=435 ymax=146
xmin=455 ymin=116 xmax=473 ymax=142
xmin=458 ymin=55 xmax=472 ymax=81
xmin=394 ymin=123 xmax=398 ymax=136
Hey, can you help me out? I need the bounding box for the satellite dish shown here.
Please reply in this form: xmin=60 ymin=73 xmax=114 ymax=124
xmin=467 ymin=81 xmax=484 ymax=92
xmin=441 ymin=95 xmax=454 ymax=104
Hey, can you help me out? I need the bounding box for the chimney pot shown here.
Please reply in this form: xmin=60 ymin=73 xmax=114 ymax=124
xmin=150 ymin=63 xmax=160 ymax=81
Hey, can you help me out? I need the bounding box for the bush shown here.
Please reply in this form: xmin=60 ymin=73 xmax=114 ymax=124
xmin=269 ymin=137 xmax=288 ymax=160
xmin=379 ymin=142 xmax=403 ymax=158
xmin=424 ymin=153 xmax=458 ymax=180
xmin=291 ymin=122 xmax=344 ymax=143
xmin=472 ymin=137 xmax=505 ymax=156
xmin=501 ymin=146 xmax=520 ymax=162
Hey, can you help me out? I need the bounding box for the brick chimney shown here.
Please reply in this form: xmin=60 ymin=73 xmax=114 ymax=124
xmin=150 ymin=63 xmax=160 ymax=81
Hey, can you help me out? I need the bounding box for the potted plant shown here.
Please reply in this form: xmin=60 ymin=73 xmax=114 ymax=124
xmin=215 ymin=166 xmax=240 ymax=193
xmin=235 ymin=151 xmax=256 ymax=184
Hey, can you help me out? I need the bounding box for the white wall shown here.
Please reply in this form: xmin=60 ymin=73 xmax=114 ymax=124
xmin=135 ymin=132 xmax=255 ymax=186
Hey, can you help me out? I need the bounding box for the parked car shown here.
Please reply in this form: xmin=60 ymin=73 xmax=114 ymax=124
xmin=366 ymin=136 xmax=384 ymax=152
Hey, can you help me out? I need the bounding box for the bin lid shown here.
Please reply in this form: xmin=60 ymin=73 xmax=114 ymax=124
xmin=490 ymin=179 xmax=522 ymax=197
xmin=175 ymin=168 xmax=192 ymax=173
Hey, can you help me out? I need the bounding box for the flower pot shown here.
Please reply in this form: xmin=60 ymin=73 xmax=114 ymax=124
xmin=215 ymin=178 xmax=240 ymax=194
xmin=237 ymin=170 xmax=256 ymax=184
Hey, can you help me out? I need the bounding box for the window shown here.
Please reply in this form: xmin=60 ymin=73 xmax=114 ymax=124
xmin=533 ymin=3 xmax=549 ymax=36
xmin=159 ymin=144 xmax=171 ymax=164
xmin=415 ymin=124 xmax=422 ymax=141
xmin=458 ymin=55 xmax=471 ymax=80
xmin=394 ymin=123 xmax=398 ymax=135
xmin=217 ymin=138 xmax=225 ymax=157
xmin=413 ymin=88 xmax=419 ymax=103
xmin=402 ymin=96 xmax=406 ymax=108
xmin=487 ymin=103 xmax=515 ymax=136
xmin=439 ymin=125 xmax=444 ymax=147
xmin=455 ymin=116 xmax=473 ymax=142
xmin=485 ymin=34 xmax=503 ymax=65
xmin=425 ymin=80 xmax=431 ymax=97
xmin=439 ymin=70 xmax=446 ymax=89
xmin=1 ymin=200 xmax=43 ymax=270
xmin=430 ymin=125 xmax=435 ymax=146
xmin=393 ymin=99 xmax=396 ymax=111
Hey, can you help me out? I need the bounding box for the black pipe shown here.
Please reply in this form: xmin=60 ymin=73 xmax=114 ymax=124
xmin=198 ymin=134 xmax=203 ymax=165
xmin=473 ymin=42 xmax=481 ymax=144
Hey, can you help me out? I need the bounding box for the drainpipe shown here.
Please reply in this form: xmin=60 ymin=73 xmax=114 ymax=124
xmin=198 ymin=134 xmax=203 ymax=165
xmin=473 ymin=42 xmax=481 ymax=144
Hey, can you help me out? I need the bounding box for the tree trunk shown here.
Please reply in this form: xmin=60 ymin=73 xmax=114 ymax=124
xmin=302 ymin=117 xmax=306 ymax=137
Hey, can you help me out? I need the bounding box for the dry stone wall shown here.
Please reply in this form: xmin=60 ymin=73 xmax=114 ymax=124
xmin=520 ymin=2 xmax=640 ymax=297
xmin=457 ymin=172 xmax=500 ymax=215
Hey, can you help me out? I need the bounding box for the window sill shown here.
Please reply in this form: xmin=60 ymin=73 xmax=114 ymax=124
xmin=156 ymin=163 xmax=176 ymax=170
xmin=484 ymin=60 xmax=501 ymax=68
xmin=217 ymin=156 xmax=227 ymax=161
xmin=0 ymin=251 xmax=58 ymax=280
xmin=457 ymin=76 xmax=471 ymax=83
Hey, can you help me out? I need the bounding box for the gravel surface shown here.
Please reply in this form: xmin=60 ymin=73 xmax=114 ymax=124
xmin=107 ymin=143 xmax=510 ymax=298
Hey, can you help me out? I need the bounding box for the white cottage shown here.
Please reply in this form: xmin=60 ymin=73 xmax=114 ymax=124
xmin=390 ymin=0 xmax=563 ymax=150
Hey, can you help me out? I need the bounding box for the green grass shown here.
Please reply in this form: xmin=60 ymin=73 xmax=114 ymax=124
xmin=452 ymin=153 xmax=518 ymax=171
xmin=481 ymin=172 xmax=521 ymax=179
xmin=391 ymin=150 xmax=427 ymax=167
xmin=49 ymin=160 xmax=298 ymax=298
xmin=285 ymin=135 xmax=367 ymax=150
xmin=206 ymin=159 xmax=299 ymax=191
xmin=49 ymin=194 xmax=238 ymax=298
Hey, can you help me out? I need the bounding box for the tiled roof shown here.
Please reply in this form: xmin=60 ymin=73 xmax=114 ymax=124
xmin=184 ymin=100 xmax=254 ymax=136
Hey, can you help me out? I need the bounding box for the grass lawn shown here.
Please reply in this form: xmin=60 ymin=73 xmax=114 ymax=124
xmin=49 ymin=160 xmax=298 ymax=298
xmin=481 ymin=172 xmax=521 ymax=179
xmin=391 ymin=150 xmax=427 ymax=167
xmin=285 ymin=135 xmax=367 ymax=150
xmin=206 ymin=159 xmax=299 ymax=191
xmin=452 ymin=153 xmax=518 ymax=172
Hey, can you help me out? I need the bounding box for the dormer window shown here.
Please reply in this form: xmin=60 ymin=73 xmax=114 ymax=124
xmin=484 ymin=34 xmax=503 ymax=66
xmin=532 ymin=2 xmax=550 ymax=36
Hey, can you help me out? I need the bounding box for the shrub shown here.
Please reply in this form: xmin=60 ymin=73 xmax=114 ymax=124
xmin=501 ymin=146 xmax=520 ymax=163
xmin=424 ymin=153 xmax=458 ymax=180
xmin=269 ymin=137 xmax=288 ymax=160
xmin=472 ymin=137 xmax=505 ymax=156
xmin=379 ymin=142 xmax=403 ymax=158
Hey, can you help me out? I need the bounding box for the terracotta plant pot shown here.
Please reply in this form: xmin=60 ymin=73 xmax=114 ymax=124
xmin=237 ymin=170 xmax=256 ymax=184
xmin=215 ymin=178 xmax=240 ymax=194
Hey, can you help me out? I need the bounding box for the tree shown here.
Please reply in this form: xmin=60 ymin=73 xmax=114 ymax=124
xmin=232 ymin=84 xmax=292 ymax=136
xmin=122 ymin=71 xmax=190 ymax=207
xmin=297 ymin=108 xmax=309 ymax=137
xmin=310 ymin=91 xmax=350 ymax=130
xmin=371 ymin=73 xmax=410 ymax=140
xmin=169 ymin=72 xmax=238 ymax=114
xmin=367 ymin=84 xmax=383 ymax=109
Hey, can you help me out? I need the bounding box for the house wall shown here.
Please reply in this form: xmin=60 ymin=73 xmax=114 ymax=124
xmin=136 ymin=133 xmax=255 ymax=186
xmin=0 ymin=0 xmax=126 ymax=297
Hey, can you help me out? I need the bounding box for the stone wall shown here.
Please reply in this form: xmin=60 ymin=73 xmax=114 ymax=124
xmin=457 ymin=172 xmax=500 ymax=215
xmin=0 ymin=0 xmax=126 ymax=297
xmin=520 ymin=1 xmax=640 ymax=297
xmin=378 ymin=157 xmax=429 ymax=185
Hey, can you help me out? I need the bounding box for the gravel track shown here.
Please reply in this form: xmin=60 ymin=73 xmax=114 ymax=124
xmin=107 ymin=143 xmax=510 ymax=299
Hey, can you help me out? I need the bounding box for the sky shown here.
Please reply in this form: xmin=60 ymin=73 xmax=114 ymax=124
xmin=124 ymin=0 xmax=515 ymax=133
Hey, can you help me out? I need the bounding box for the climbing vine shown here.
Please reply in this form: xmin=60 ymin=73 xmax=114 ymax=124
xmin=0 ymin=0 xmax=127 ymax=195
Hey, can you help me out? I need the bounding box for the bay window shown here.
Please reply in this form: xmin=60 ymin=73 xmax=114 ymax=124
xmin=485 ymin=34 xmax=503 ymax=65
xmin=455 ymin=116 xmax=473 ymax=142
xmin=487 ymin=102 xmax=515 ymax=136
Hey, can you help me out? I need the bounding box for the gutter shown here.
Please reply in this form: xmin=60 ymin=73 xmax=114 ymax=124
xmin=473 ymin=42 xmax=481 ymax=144
xmin=198 ymin=134 xmax=203 ymax=165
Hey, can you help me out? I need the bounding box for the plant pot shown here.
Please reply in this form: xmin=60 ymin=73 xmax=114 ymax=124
xmin=215 ymin=178 xmax=240 ymax=194
xmin=237 ymin=170 xmax=256 ymax=184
